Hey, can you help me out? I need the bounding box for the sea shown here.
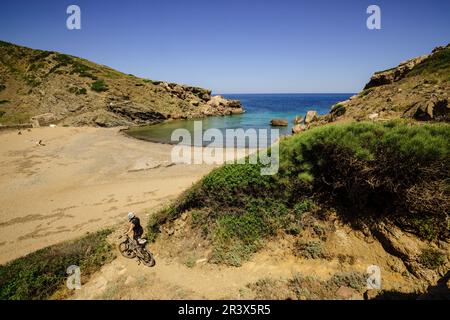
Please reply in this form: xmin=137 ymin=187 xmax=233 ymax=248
xmin=126 ymin=93 xmax=354 ymax=147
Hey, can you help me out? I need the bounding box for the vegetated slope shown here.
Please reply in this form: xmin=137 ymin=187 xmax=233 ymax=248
xmin=0 ymin=229 xmax=115 ymax=300
xmin=326 ymin=44 xmax=450 ymax=123
xmin=0 ymin=41 xmax=243 ymax=126
xmin=147 ymin=120 xmax=450 ymax=297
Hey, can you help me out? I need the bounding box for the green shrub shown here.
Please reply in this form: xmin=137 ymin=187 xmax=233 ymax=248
xmin=328 ymin=272 xmax=367 ymax=290
xmin=70 ymin=62 xmax=97 ymax=80
xmin=184 ymin=255 xmax=197 ymax=268
xmin=330 ymin=103 xmax=346 ymax=116
xmin=29 ymin=50 xmax=53 ymax=63
xmin=407 ymin=46 xmax=450 ymax=78
xmin=419 ymin=248 xmax=446 ymax=269
xmin=91 ymin=80 xmax=108 ymax=92
xmin=0 ymin=229 xmax=115 ymax=300
xmin=143 ymin=79 xmax=161 ymax=85
xmin=294 ymin=240 xmax=323 ymax=259
xmin=358 ymin=88 xmax=374 ymax=97
xmin=280 ymin=120 xmax=450 ymax=240
xmin=49 ymin=54 xmax=97 ymax=80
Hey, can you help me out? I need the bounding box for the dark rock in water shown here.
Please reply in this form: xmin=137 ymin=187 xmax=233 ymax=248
xmin=270 ymin=119 xmax=289 ymax=126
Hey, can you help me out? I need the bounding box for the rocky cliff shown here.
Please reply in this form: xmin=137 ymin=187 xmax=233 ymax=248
xmin=324 ymin=44 xmax=450 ymax=124
xmin=0 ymin=41 xmax=243 ymax=127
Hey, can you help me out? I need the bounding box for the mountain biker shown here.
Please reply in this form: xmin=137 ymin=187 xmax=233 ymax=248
xmin=124 ymin=212 xmax=144 ymax=245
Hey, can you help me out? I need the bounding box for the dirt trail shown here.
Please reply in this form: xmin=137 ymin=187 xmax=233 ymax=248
xmin=72 ymin=250 xmax=341 ymax=300
xmin=72 ymin=226 xmax=415 ymax=300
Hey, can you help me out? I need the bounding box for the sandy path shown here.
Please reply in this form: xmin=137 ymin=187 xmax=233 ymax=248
xmin=72 ymin=246 xmax=345 ymax=300
xmin=0 ymin=126 xmax=222 ymax=264
xmin=71 ymin=227 xmax=415 ymax=300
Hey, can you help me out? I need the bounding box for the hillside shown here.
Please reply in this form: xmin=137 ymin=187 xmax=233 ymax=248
xmin=146 ymin=120 xmax=449 ymax=299
xmin=1 ymin=44 xmax=449 ymax=300
xmin=0 ymin=41 xmax=243 ymax=127
xmin=325 ymin=44 xmax=449 ymax=123
xmin=140 ymin=45 xmax=450 ymax=299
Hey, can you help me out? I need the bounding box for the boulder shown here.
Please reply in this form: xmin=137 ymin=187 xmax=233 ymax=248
xmin=413 ymin=98 xmax=449 ymax=121
xmin=207 ymin=95 xmax=227 ymax=108
xmin=293 ymin=115 xmax=304 ymax=124
xmin=304 ymin=111 xmax=318 ymax=124
xmin=336 ymin=286 xmax=361 ymax=300
xmin=30 ymin=113 xmax=57 ymax=128
xmin=368 ymin=113 xmax=379 ymax=121
xmin=270 ymin=119 xmax=288 ymax=126
xmin=292 ymin=124 xmax=307 ymax=134
xmin=206 ymin=96 xmax=243 ymax=114
xmin=230 ymin=107 xmax=244 ymax=114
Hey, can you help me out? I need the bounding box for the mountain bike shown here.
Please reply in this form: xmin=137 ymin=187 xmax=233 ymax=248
xmin=118 ymin=234 xmax=156 ymax=267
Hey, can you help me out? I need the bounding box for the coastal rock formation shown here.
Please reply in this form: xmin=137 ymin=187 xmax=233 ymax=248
xmin=270 ymin=119 xmax=289 ymax=126
xmin=293 ymin=115 xmax=304 ymax=124
xmin=292 ymin=123 xmax=307 ymax=134
xmin=323 ymin=44 xmax=450 ymax=124
xmin=409 ymin=97 xmax=449 ymax=121
xmin=304 ymin=111 xmax=318 ymax=124
xmin=363 ymin=54 xmax=429 ymax=90
xmin=30 ymin=113 xmax=57 ymax=127
xmin=204 ymin=95 xmax=244 ymax=116
xmin=0 ymin=41 xmax=244 ymax=127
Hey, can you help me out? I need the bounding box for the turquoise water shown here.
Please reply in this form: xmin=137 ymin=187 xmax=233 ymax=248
xmin=127 ymin=93 xmax=353 ymax=147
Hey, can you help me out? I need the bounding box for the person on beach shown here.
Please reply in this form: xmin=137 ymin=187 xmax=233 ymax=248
xmin=124 ymin=212 xmax=145 ymax=245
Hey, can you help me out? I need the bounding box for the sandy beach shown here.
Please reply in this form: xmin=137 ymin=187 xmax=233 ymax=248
xmin=0 ymin=126 xmax=238 ymax=264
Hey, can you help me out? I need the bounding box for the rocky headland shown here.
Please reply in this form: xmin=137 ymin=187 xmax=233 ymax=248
xmin=0 ymin=41 xmax=243 ymax=128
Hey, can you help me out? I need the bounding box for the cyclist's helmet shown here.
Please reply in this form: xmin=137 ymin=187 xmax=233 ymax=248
xmin=127 ymin=212 xmax=135 ymax=220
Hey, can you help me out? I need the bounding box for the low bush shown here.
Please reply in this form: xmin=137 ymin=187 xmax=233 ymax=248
xmin=0 ymin=229 xmax=115 ymax=300
xmin=91 ymin=80 xmax=108 ymax=92
xmin=294 ymin=240 xmax=323 ymax=259
xmin=407 ymin=46 xmax=450 ymax=78
xmin=419 ymin=248 xmax=446 ymax=269
xmin=280 ymin=120 xmax=450 ymax=240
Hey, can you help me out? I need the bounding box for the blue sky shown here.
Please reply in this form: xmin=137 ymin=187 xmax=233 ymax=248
xmin=1 ymin=0 xmax=449 ymax=93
